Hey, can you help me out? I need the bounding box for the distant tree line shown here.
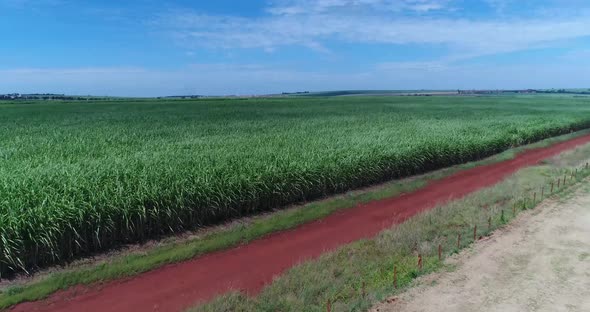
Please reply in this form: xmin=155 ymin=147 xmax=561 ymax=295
xmin=159 ymin=95 xmax=204 ymax=99
xmin=0 ymin=93 xmax=113 ymax=101
xmin=458 ymin=89 xmax=590 ymax=95
xmin=281 ymin=91 xmax=310 ymax=95
xmin=457 ymin=89 xmax=538 ymax=95
xmin=535 ymin=89 xmax=590 ymax=95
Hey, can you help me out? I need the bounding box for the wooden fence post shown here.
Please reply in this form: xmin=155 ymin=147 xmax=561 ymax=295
xmin=438 ymin=244 xmax=442 ymax=261
xmin=551 ymin=182 xmax=554 ymax=193
xmin=557 ymin=178 xmax=560 ymax=188
xmin=327 ymin=299 xmax=332 ymax=312
xmin=473 ymin=225 xmax=477 ymax=241
xmin=457 ymin=233 xmax=461 ymax=249
xmin=513 ymin=203 xmax=516 ymax=216
xmin=418 ymin=254 xmax=423 ymax=271
xmin=533 ymin=192 xmax=536 ymax=204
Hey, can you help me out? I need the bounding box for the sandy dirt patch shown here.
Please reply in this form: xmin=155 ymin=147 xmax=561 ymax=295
xmin=373 ymin=186 xmax=590 ymax=312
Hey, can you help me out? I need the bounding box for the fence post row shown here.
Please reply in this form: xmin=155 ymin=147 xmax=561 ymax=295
xmin=321 ymin=162 xmax=590 ymax=312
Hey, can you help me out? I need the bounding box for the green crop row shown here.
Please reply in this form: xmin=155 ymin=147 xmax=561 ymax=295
xmin=1 ymin=95 xmax=590 ymax=275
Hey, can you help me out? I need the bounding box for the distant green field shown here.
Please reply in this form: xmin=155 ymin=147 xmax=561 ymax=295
xmin=1 ymin=95 xmax=590 ymax=275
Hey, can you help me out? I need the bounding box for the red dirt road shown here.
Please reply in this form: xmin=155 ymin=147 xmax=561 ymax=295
xmin=11 ymin=134 xmax=590 ymax=312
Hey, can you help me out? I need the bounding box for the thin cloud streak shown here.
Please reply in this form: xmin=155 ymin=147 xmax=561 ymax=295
xmin=267 ymin=0 xmax=452 ymax=15
xmin=157 ymin=4 xmax=590 ymax=62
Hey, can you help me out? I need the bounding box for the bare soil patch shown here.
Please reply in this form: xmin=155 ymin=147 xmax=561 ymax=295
xmin=373 ymin=185 xmax=590 ymax=312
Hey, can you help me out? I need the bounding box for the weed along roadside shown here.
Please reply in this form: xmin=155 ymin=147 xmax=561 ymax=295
xmin=192 ymin=142 xmax=590 ymax=311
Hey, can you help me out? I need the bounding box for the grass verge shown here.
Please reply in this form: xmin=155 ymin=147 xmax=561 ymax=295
xmin=191 ymin=140 xmax=590 ymax=311
xmin=0 ymin=129 xmax=589 ymax=310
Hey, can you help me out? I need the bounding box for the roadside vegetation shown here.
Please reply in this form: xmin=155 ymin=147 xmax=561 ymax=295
xmin=192 ymin=137 xmax=590 ymax=312
xmin=2 ymin=95 xmax=590 ymax=276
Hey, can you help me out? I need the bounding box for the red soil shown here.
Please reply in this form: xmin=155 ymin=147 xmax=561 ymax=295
xmin=11 ymin=134 xmax=590 ymax=312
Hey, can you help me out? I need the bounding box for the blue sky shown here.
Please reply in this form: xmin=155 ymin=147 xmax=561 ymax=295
xmin=2 ymin=0 xmax=590 ymax=96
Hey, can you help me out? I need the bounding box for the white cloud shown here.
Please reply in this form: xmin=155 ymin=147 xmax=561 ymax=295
xmin=376 ymin=61 xmax=448 ymax=72
xmin=159 ymin=8 xmax=590 ymax=61
xmin=484 ymin=0 xmax=509 ymax=12
xmin=267 ymin=0 xmax=451 ymax=15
